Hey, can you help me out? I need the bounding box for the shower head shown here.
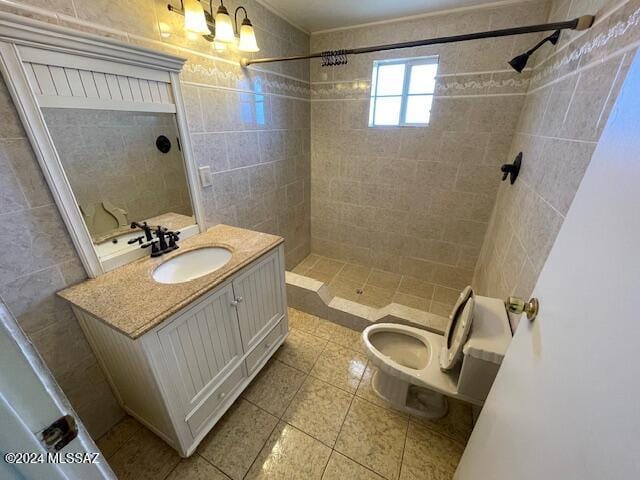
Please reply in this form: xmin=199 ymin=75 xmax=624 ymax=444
xmin=509 ymin=53 xmax=530 ymax=73
xmin=509 ymin=29 xmax=561 ymax=73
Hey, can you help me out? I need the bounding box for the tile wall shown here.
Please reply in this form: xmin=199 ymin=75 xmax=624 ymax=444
xmin=0 ymin=0 xmax=310 ymax=437
xmin=308 ymin=0 xmax=551 ymax=314
xmin=473 ymin=0 xmax=640 ymax=330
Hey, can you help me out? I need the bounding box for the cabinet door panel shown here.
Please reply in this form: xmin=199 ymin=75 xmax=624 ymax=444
xmin=233 ymin=250 xmax=284 ymax=351
xmin=158 ymin=284 xmax=243 ymax=412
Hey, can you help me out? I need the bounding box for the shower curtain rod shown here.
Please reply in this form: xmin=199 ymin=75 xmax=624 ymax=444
xmin=240 ymin=15 xmax=594 ymax=67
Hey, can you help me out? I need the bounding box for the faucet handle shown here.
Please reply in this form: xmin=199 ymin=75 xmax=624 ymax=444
xmin=166 ymin=231 xmax=180 ymax=252
xmin=142 ymin=240 xmax=162 ymax=257
xmin=127 ymin=235 xmax=145 ymax=245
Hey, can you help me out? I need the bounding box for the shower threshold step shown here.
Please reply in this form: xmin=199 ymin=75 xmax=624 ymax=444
xmin=286 ymin=270 xmax=448 ymax=334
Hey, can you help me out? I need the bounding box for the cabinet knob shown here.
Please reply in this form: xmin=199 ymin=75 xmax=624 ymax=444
xmin=236 ymin=296 xmax=244 ymax=303
xmin=219 ymin=392 xmax=226 ymax=399
xmin=230 ymin=300 xmax=238 ymax=306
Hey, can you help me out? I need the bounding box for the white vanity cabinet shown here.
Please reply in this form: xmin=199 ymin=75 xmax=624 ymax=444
xmin=74 ymin=246 xmax=287 ymax=457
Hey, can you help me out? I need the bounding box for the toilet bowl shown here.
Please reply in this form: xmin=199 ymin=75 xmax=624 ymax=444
xmin=362 ymin=287 xmax=512 ymax=418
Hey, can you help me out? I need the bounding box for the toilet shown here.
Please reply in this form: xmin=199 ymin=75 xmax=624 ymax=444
xmin=362 ymin=286 xmax=512 ymax=418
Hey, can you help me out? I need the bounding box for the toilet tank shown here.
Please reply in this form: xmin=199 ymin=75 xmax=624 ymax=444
xmin=456 ymin=295 xmax=512 ymax=404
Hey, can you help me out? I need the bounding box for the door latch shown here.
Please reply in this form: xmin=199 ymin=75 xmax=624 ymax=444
xmin=40 ymin=414 xmax=78 ymax=452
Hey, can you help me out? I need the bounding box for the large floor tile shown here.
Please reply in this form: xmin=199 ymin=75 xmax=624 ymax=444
xmin=323 ymin=452 xmax=385 ymax=480
xmin=399 ymin=461 xmax=453 ymax=480
xmin=198 ymin=399 xmax=278 ymax=480
xmin=166 ymin=455 xmax=230 ymax=480
xmin=313 ymin=318 xmax=367 ymax=354
xmin=96 ymin=416 xmax=141 ymax=459
xmin=275 ymin=328 xmax=327 ymax=372
xmin=410 ymin=398 xmax=474 ymax=446
xmin=334 ymin=397 xmax=408 ymax=480
xmin=245 ymin=422 xmax=332 ymax=480
xmin=282 ymin=376 xmax=353 ymax=446
xmin=356 ymin=364 xmax=409 ymax=417
xmin=310 ymin=342 xmax=367 ymax=393
xmin=108 ymin=427 xmax=180 ymax=480
xmin=288 ymin=307 xmax=322 ymax=334
xmin=400 ymin=422 xmax=464 ymax=479
xmin=242 ymin=359 xmax=307 ymax=417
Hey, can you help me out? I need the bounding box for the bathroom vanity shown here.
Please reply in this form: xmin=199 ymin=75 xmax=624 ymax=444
xmin=58 ymin=225 xmax=288 ymax=457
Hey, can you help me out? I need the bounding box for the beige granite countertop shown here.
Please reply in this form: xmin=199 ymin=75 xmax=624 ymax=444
xmin=59 ymin=225 xmax=284 ymax=339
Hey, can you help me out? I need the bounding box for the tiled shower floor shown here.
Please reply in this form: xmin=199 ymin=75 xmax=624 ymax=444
xmin=98 ymin=308 xmax=472 ymax=480
xmin=292 ymin=254 xmax=459 ymax=316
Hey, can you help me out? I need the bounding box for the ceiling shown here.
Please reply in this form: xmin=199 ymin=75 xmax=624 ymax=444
xmin=260 ymin=0 xmax=508 ymax=33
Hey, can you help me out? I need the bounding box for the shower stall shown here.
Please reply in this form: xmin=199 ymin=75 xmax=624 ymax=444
xmin=280 ymin=9 xmax=594 ymax=317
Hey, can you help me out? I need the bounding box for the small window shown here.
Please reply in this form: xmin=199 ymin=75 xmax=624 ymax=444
xmin=368 ymin=57 xmax=438 ymax=127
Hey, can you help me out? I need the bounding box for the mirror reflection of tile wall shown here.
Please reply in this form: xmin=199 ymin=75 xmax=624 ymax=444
xmin=43 ymin=109 xmax=194 ymax=243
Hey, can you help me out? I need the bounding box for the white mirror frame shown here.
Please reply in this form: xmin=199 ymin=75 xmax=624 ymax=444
xmin=0 ymin=12 xmax=205 ymax=278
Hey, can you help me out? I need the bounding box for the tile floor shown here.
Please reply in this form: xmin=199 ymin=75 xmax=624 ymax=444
xmin=98 ymin=308 xmax=473 ymax=480
xmin=292 ymin=254 xmax=459 ymax=316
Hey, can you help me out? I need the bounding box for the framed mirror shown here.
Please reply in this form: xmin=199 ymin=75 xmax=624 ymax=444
xmin=42 ymin=108 xmax=199 ymax=271
xmin=0 ymin=13 xmax=204 ymax=276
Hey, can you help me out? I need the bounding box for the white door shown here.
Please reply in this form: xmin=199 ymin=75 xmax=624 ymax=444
xmin=0 ymin=303 xmax=114 ymax=480
xmin=455 ymin=53 xmax=640 ymax=478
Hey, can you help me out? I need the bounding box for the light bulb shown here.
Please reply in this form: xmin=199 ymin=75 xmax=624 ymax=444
xmin=214 ymin=4 xmax=235 ymax=43
xmin=238 ymin=19 xmax=259 ymax=52
xmin=183 ymin=0 xmax=210 ymax=34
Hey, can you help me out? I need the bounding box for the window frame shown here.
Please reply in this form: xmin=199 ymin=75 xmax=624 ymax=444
xmin=368 ymin=56 xmax=439 ymax=128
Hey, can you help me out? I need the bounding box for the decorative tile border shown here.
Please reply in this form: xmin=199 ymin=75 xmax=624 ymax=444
xmin=310 ymin=70 xmax=530 ymax=99
xmin=183 ymin=62 xmax=310 ymax=99
xmin=530 ymin=3 xmax=640 ymax=90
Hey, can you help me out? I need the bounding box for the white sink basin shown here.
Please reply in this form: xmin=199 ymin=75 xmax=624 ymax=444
xmin=152 ymin=247 xmax=232 ymax=284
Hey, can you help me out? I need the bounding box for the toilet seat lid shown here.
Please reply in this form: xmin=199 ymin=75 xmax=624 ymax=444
xmin=440 ymin=286 xmax=474 ymax=371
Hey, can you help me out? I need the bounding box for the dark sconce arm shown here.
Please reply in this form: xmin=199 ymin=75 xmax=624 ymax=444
xmin=234 ymin=6 xmax=249 ymax=35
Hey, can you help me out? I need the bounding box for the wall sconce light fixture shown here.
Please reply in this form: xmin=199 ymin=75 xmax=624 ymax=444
xmin=182 ymin=0 xmax=210 ymax=34
xmin=167 ymin=0 xmax=259 ymax=53
xmin=236 ymin=7 xmax=259 ymax=52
